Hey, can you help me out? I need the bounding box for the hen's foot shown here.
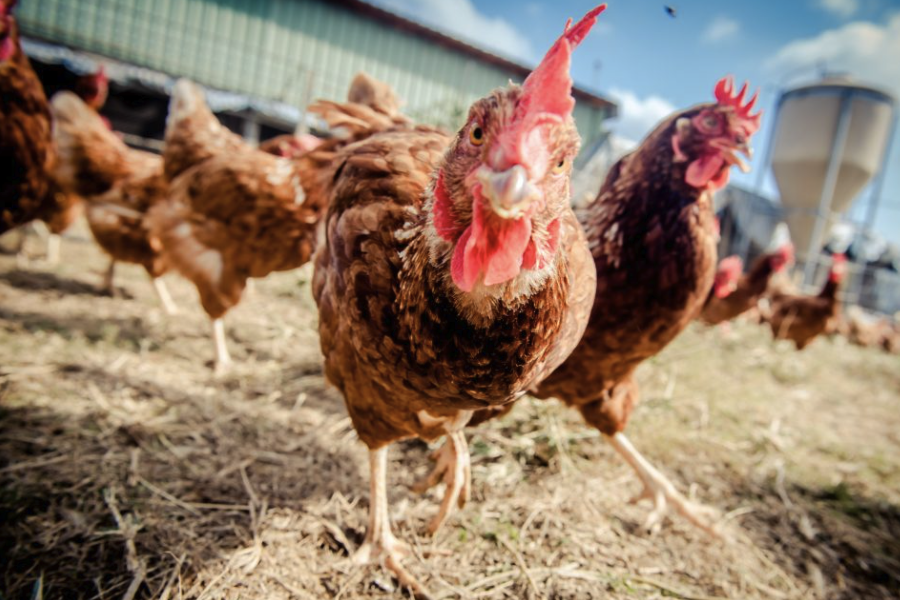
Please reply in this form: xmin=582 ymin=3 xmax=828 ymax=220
xmin=355 ymin=447 xmax=434 ymax=600
xmin=412 ymin=431 xmax=470 ymax=534
xmin=608 ymin=432 xmax=721 ymax=537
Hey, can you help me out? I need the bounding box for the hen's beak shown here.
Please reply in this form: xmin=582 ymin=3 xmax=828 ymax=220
xmin=711 ymin=138 xmax=752 ymax=173
xmin=477 ymin=165 xmax=541 ymax=220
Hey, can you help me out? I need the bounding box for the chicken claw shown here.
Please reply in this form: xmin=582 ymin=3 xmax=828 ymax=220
xmin=356 ymin=447 xmax=434 ymax=599
xmin=412 ymin=431 xmax=471 ymax=534
xmin=608 ymin=432 xmax=721 ymax=537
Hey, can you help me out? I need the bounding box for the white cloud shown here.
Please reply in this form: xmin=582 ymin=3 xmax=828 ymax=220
xmin=765 ymin=14 xmax=900 ymax=96
xmin=815 ymin=0 xmax=860 ymax=19
xmin=607 ymin=88 xmax=677 ymax=147
xmin=702 ymin=15 xmax=740 ymax=44
xmin=374 ymin=0 xmax=534 ymax=62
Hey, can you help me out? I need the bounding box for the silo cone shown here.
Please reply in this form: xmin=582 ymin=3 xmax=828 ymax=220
xmin=770 ymin=78 xmax=894 ymax=284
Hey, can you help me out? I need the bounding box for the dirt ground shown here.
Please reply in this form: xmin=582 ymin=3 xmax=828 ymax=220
xmin=1 ymin=221 xmax=899 ymax=600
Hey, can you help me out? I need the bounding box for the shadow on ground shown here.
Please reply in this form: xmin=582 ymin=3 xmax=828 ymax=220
xmin=0 ymin=360 xmax=363 ymax=600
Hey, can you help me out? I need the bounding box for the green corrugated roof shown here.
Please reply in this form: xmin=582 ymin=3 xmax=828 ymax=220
xmin=18 ymin=0 xmax=614 ymax=142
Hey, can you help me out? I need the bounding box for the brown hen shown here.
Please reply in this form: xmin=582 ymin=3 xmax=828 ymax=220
xmin=51 ymin=91 xmax=176 ymax=312
xmin=313 ymin=7 xmax=603 ymax=593
xmin=700 ymin=244 xmax=793 ymax=325
xmin=151 ymin=77 xmax=408 ymax=372
xmin=766 ymin=254 xmax=846 ymax=350
xmin=0 ymin=0 xmax=67 ymax=242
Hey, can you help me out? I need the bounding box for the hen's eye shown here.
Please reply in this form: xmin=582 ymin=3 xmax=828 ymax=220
xmin=552 ymin=157 xmax=567 ymax=174
xmin=702 ymin=115 xmax=719 ymax=130
xmin=469 ymin=125 xmax=485 ymax=146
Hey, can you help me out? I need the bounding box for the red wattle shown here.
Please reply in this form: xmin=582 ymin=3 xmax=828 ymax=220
xmin=0 ymin=36 xmax=14 ymax=61
xmin=449 ymin=190 xmax=533 ymax=291
xmin=685 ymin=154 xmax=725 ymax=189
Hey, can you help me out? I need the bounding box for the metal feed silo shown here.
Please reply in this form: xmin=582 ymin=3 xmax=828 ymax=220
xmin=768 ymin=77 xmax=895 ymax=287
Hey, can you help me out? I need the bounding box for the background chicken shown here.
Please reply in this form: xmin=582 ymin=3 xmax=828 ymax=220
xmin=467 ymin=76 xmax=762 ymax=536
xmin=313 ymin=7 xmax=603 ymax=593
xmin=151 ymin=77 xmax=407 ymax=372
xmin=0 ymin=0 xmax=61 ymax=241
xmin=700 ymin=244 xmax=793 ymax=325
xmin=842 ymin=305 xmax=896 ymax=351
xmin=34 ymin=68 xmax=112 ymax=261
xmin=765 ymin=254 xmax=846 ymax=350
xmin=703 ymin=254 xmax=743 ymax=309
xmin=51 ymin=91 xmax=176 ymax=312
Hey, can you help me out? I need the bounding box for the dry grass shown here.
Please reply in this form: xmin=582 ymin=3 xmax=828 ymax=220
xmin=1 ymin=221 xmax=899 ymax=600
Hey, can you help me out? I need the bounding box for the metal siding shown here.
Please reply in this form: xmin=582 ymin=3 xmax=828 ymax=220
xmin=18 ymin=0 xmax=608 ymax=142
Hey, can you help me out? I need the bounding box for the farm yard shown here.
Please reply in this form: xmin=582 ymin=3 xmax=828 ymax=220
xmin=2 ymin=226 xmax=898 ymax=600
xmin=3 ymin=0 xmax=900 ymax=599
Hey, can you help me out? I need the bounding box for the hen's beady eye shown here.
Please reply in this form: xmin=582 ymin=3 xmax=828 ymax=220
xmin=469 ymin=125 xmax=485 ymax=146
xmin=697 ymin=113 xmax=721 ymax=133
xmin=552 ymin=157 xmax=567 ymax=175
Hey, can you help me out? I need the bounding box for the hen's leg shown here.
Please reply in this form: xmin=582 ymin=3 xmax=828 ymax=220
xmin=355 ymin=447 xmax=430 ymax=597
xmin=607 ymin=432 xmax=720 ymax=536
xmin=45 ymin=234 xmax=61 ymax=266
xmin=101 ymin=259 xmax=116 ymax=295
xmin=151 ymin=277 xmax=179 ymax=315
xmin=412 ymin=431 xmax=470 ymax=534
xmin=13 ymin=226 xmax=31 ymax=268
xmin=211 ymin=318 xmax=232 ymax=375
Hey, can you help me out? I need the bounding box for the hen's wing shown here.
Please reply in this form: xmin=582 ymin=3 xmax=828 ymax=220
xmin=529 ymin=209 xmax=597 ymax=387
xmin=163 ymin=79 xmax=246 ymax=181
xmin=313 ymin=128 xmax=454 ymax=445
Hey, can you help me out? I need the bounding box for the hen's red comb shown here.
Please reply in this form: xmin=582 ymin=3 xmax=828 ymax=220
xmin=715 ymin=76 xmax=761 ymax=134
xmin=519 ymin=4 xmax=606 ymax=122
xmin=777 ymin=243 xmax=794 ymax=261
xmin=719 ymin=255 xmax=744 ymax=276
xmin=831 ymin=253 xmax=847 ymax=264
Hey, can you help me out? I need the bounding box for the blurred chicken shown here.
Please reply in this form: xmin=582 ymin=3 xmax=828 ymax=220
xmin=34 ymin=67 xmax=112 ymax=263
xmin=0 ymin=0 xmax=66 ymax=249
xmin=765 ymin=254 xmax=846 ymax=350
xmin=700 ymin=245 xmax=793 ymax=325
xmin=152 ymin=76 xmax=408 ymax=373
xmin=313 ymin=8 xmax=603 ymax=591
xmin=4 ymin=59 xmax=110 ymax=263
xmin=883 ymin=322 xmax=900 ymax=355
xmin=843 ymin=305 xmax=898 ymax=353
xmin=51 ymin=91 xmax=176 ymax=312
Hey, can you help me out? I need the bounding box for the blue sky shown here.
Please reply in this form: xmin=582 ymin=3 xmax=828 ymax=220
xmin=373 ymin=0 xmax=900 ymax=246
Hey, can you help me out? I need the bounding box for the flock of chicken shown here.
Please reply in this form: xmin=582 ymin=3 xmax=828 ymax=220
xmin=1 ymin=2 xmax=895 ymax=595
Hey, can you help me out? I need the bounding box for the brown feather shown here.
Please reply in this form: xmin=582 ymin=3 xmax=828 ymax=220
xmin=0 ymin=20 xmax=64 ymax=234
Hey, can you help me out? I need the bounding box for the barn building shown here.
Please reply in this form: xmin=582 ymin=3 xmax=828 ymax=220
xmin=18 ymin=0 xmax=616 ymax=149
